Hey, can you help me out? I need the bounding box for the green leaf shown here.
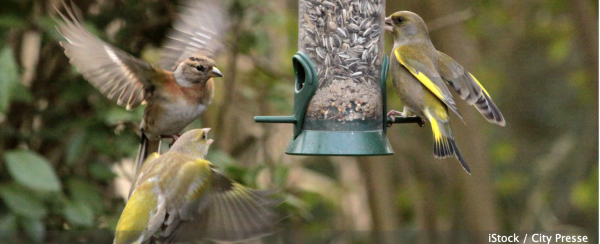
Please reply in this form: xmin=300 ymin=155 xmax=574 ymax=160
xmin=272 ymin=165 xmax=289 ymax=187
xmin=68 ymin=179 xmax=103 ymax=212
xmin=548 ymin=35 xmax=571 ymax=64
xmin=11 ymin=82 xmax=33 ymax=103
xmin=0 ymin=214 xmax=18 ymax=242
xmin=89 ymin=162 xmax=115 ymax=182
xmin=66 ymin=131 xmax=87 ymax=165
xmin=570 ymin=168 xmax=598 ymax=212
xmin=20 ymin=217 xmax=45 ymax=243
xmin=206 ymin=149 xmax=238 ymax=169
xmin=0 ymin=184 xmax=47 ymax=219
xmin=282 ymin=194 xmax=313 ymax=221
xmin=4 ymin=150 xmax=62 ymax=192
xmin=63 ymin=200 xmax=94 ymax=227
xmin=244 ymin=165 xmax=266 ymax=187
xmin=0 ymin=46 xmax=19 ymax=113
xmin=0 ymin=214 xmax=17 ymax=232
xmin=0 ymin=15 xmax=26 ymax=29
xmin=103 ymin=106 xmax=140 ymax=125
xmin=34 ymin=16 xmax=59 ymax=36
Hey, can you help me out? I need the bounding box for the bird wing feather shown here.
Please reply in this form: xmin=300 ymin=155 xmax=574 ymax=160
xmin=394 ymin=46 xmax=462 ymax=120
xmin=437 ymin=51 xmax=505 ymax=126
xmin=156 ymin=164 xmax=278 ymax=243
xmin=157 ymin=0 xmax=228 ymax=71
xmin=55 ymin=1 xmax=158 ymax=110
xmin=202 ymin=169 xmax=278 ymax=241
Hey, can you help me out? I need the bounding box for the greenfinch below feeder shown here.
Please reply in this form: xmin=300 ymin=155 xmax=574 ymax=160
xmin=385 ymin=11 xmax=505 ymax=174
xmin=114 ymin=129 xmax=278 ymax=244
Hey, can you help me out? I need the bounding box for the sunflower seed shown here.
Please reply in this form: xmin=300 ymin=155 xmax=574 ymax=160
xmin=363 ymin=27 xmax=372 ymax=37
xmin=348 ymin=23 xmax=360 ymax=33
xmin=371 ymin=24 xmax=380 ymax=31
xmin=335 ymin=27 xmax=347 ymax=38
xmin=333 ymin=34 xmax=341 ymax=47
xmin=361 ymin=49 xmax=369 ymax=60
xmin=317 ymin=17 xmax=324 ymax=27
xmin=351 ymin=71 xmax=363 ymax=77
xmin=328 ymin=21 xmax=338 ymax=31
xmin=300 ymin=0 xmax=385 ymax=121
xmin=322 ymin=1 xmax=335 ymax=7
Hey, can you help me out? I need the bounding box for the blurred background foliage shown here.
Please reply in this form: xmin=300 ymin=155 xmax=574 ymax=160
xmin=0 ymin=0 xmax=597 ymax=243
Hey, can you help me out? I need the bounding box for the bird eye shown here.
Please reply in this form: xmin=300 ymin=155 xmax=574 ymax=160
xmin=395 ymin=16 xmax=404 ymax=23
xmin=202 ymin=133 xmax=206 ymax=140
xmin=196 ymin=65 xmax=205 ymax=72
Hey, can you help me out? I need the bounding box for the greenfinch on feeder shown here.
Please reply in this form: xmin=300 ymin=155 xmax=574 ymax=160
xmin=385 ymin=11 xmax=505 ymax=174
xmin=55 ymin=1 xmax=226 ymax=183
xmin=114 ymin=129 xmax=278 ymax=244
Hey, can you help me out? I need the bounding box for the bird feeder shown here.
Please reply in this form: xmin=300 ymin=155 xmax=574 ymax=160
xmin=254 ymin=0 xmax=420 ymax=156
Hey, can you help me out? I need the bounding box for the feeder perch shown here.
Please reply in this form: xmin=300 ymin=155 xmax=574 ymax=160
xmin=254 ymin=0 xmax=420 ymax=156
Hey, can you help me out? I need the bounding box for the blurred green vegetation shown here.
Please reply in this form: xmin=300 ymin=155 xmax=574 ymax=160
xmin=0 ymin=0 xmax=597 ymax=243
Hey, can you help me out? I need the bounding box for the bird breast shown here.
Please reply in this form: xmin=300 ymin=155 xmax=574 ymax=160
xmin=391 ymin=58 xmax=425 ymax=114
xmin=153 ymin=99 xmax=208 ymax=135
xmin=142 ymin=87 xmax=212 ymax=138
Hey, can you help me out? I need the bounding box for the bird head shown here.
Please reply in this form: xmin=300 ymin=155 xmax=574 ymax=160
xmin=175 ymin=56 xmax=223 ymax=87
xmin=170 ymin=128 xmax=214 ymax=158
xmin=385 ymin=11 xmax=429 ymax=42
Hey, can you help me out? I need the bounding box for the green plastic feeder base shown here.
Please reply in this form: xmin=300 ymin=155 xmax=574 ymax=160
xmin=254 ymin=52 xmax=421 ymax=156
xmin=285 ymin=130 xmax=393 ymax=156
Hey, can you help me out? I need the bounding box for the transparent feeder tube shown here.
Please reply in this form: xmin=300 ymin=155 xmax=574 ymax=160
xmin=299 ymin=0 xmax=386 ymax=130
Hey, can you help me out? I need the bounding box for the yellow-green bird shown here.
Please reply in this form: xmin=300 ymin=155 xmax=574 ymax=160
xmin=114 ymin=128 xmax=277 ymax=244
xmin=385 ymin=11 xmax=505 ymax=174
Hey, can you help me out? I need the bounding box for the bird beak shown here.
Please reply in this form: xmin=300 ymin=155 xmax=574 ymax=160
xmin=201 ymin=128 xmax=214 ymax=144
xmin=384 ymin=17 xmax=394 ymax=33
xmin=211 ymin=67 xmax=223 ymax=78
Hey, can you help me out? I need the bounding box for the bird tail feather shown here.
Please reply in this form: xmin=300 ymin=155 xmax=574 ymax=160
xmin=425 ymin=110 xmax=471 ymax=174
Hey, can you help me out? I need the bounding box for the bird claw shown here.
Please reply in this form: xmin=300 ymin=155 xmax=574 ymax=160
xmin=386 ymin=110 xmax=426 ymax=127
xmin=386 ymin=110 xmax=404 ymax=127
xmin=387 ymin=110 xmax=405 ymax=119
xmin=161 ymin=134 xmax=181 ymax=147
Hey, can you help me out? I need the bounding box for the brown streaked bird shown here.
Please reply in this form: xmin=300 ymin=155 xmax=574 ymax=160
xmin=385 ymin=11 xmax=505 ymax=174
xmin=55 ymin=0 xmax=227 ymax=188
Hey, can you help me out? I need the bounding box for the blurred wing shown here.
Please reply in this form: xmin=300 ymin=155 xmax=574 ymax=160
xmin=56 ymin=2 xmax=157 ymax=110
xmin=394 ymin=46 xmax=462 ymax=120
xmin=204 ymin=170 xmax=278 ymax=241
xmin=437 ymin=51 xmax=505 ymax=126
xmin=158 ymin=167 xmax=278 ymax=243
xmin=157 ymin=0 xmax=228 ymax=71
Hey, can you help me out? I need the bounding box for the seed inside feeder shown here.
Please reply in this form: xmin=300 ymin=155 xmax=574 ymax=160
xmin=299 ymin=0 xmax=385 ymax=123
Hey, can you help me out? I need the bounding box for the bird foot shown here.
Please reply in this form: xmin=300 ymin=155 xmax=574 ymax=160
xmin=161 ymin=134 xmax=181 ymax=147
xmin=386 ymin=110 xmax=426 ymax=127
xmin=387 ymin=110 xmax=405 ymax=120
xmin=386 ymin=110 xmax=404 ymax=127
